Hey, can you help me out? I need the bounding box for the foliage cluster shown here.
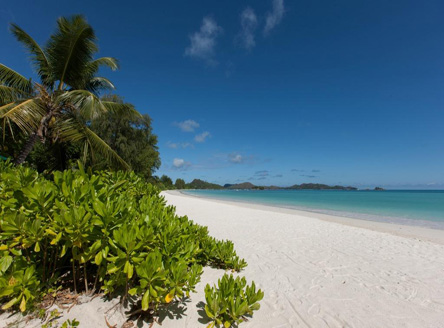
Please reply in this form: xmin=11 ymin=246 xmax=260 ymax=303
xmin=89 ymin=95 xmax=160 ymax=179
xmin=0 ymin=15 xmax=160 ymax=178
xmin=174 ymin=178 xmax=186 ymax=190
xmin=204 ymin=274 xmax=264 ymax=328
xmin=0 ymin=162 xmax=247 ymax=317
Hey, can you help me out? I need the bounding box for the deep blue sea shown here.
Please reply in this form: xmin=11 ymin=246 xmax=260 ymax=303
xmin=183 ymin=189 xmax=444 ymax=229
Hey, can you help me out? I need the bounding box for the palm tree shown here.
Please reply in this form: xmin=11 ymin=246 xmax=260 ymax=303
xmin=0 ymin=15 xmax=139 ymax=169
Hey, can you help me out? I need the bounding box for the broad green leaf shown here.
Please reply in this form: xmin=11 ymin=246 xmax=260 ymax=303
xmin=0 ymin=256 xmax=13 ymax=273
xmin=128 ymin=288 xmax=138 ymax=296
xmin=2 ymin=297 xmax=19 ymax=310
xmin=127 ymin=263 xmax=133 ymax=279
xmin=95 ymin=251 xmax=103 ymax=265
xmin=141 ymin=290 xmax=150 ymax=311
xmin=204 ymin=304 xmax=215 ymax=319
xmin=250 ymin=302 xmax=260 ymax=311
xmin=19 ymin=296 xmax=26 ymax=312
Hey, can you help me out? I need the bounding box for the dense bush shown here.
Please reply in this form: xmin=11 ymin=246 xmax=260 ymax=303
xmin=0 ymin=161 xmax=248 ymax=318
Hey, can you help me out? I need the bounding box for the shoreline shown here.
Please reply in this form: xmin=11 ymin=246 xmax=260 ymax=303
xmin=160 ymin=190 xmax=444 ymax=327
xmin=173 ymin=190 xmax=444 ymax=245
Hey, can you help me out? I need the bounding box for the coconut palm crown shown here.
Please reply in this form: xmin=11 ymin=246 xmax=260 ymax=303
xmin=0 ymin=15 xmax=139 ymax=169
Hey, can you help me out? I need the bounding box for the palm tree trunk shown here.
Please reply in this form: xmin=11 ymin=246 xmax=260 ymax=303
xmin=14 ymin=132 xmax=38 ymax=165
xmin=14 ymin=107 xmax=56 ymax=166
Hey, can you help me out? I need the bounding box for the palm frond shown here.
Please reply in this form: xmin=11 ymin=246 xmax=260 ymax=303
xmin=88 ymin=57 xmax=119 ymax=71
xmin=0 ymin=64 xmax=33 ymax=94
xmin=57 ymin=114 xmax=130 ymax=170
xmin=101 ymin=101 xmax=142 ymax=119
xmin=85 ymin=77 xmax=115 ymax=93
xmin=0 ymin=86 xmax=27 ymax=105
xmin=80 ymin=57 xmax=119 ymax=92
xmin=9 ymin=24 xmax=52 ymax=87
xmin=46 ymin=15 xmax=98 ymax=89
xmin=0 ymin=99 xmax=46 ymax=135
xmin=57 ymin=90 xmax=107 ymax=120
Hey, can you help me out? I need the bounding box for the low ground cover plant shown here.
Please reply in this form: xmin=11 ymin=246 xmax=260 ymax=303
xmin=204 ymin=274 xmax=264 ymax=328
xmin=0 ymin=161 xmax=257 ymax=325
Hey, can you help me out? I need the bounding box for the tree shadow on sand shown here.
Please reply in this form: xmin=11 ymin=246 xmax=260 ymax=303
xmin=196 ymin=301 xmax=212 ymax=325
xmin=129 ymin=298 xmax=190 ymax=328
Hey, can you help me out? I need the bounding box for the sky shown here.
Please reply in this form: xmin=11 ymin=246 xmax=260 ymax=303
xmin=1 ymin=0 xmax=444 ymax=189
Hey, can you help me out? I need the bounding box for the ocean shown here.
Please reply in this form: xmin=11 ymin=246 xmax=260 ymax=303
xmin=182 ymin=189 xmax=444 ymax=229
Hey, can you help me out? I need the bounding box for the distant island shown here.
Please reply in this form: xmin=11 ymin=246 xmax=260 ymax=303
xmin=183 ymin=179 xmax=357 ymax=191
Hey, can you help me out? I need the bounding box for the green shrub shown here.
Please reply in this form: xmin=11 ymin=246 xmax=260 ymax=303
xmin=204 ymin=274 xmax=264 ymax=328
xmin=0 ymin=161 xmax=250 ymax=319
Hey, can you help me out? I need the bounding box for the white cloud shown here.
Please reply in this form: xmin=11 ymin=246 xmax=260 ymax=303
xmin=174 ymin=119 xmax=200 ymax=132
xmin=172 ymin=158 xmax=191 ymax=170
xmin=173 ymin=158 xmax=185 ymax=168
xmin=185 ymin=16 xmax=223 ymax=65
xmin=228 ymin=153 xmax=243 ymax=164
xmin=238 ymin=7 xmax=258 ymax=50
xmin=264 ymin=0 xmax=285 ymax=35
xmin=194 ymin=131 xmax=211 ymax=143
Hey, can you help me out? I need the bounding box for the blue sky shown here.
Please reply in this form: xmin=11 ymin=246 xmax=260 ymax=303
xmin=1 ymin=0 xmax=444 ymax=189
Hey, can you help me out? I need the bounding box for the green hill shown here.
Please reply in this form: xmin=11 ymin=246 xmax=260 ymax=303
xmin=186 ymin=179 xmax=223 ymax=189
xmin=287 ymin=183 xmax=357 ymax=190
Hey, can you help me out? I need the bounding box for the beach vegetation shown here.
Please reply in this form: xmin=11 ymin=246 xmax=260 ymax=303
xmin=0 ymin=15 xmax=140 ymax=170
xmin=204 ymin=274 xmax=264 ymax=328
xmin=0 ymin=161 xmax=256 ymax=324
xmin=89 ymin=94 xmax=160 ymax=178
xmin=159 ymin=174 xmax=175 ymax=190
xmin=0 ymin=14 xmax=262 ymax=327
xmin=175 ymin=178 xmax=186 ymax=189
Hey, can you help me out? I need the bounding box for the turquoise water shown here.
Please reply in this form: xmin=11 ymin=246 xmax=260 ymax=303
xmin=183 ymin=189 xmax=444 ymax=229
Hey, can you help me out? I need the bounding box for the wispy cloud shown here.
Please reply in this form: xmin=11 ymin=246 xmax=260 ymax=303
xmin=300 ymin=174 xmax=317 ymax=178
xmin=185 ymin=16 xmax=223 ymax=65
xmin=237 ymin=7 xmax=258 ymax=50
xmin=172 ymin=158 xmax=191 ymax=170
xmin=228 ymin=153 xmax=244 ymax=164
xmin=292 ymin=168 xmax=320 ymax=173
xmin=274 ymin=174 xmax=283 ymax=178
xmin=254 ymin=170 xmax=269 ymax=177
xmin=247 ymin=170 xmax=273 ymax=181
xmin=194 ymin=131 xmax=211 ymax=143
xmin=174 ymin=120 xmax=200 ymax=132
xmin=167 ymin=141 xmax=194 ymax=149
xmin=264 ymin=0 xmax=285 ymax=35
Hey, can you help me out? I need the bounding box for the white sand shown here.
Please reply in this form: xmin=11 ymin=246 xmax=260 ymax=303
xmin=159 ymin=191 xmax=444 ymax=328
xmin=2 ymin=190 xmax=444 ymax=328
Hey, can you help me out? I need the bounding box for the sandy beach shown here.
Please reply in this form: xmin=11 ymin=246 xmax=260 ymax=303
xmin=2 ymin=190 xmax=444 ymax=328
xmin=159 ymin=190 xmax=444 ymax=328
